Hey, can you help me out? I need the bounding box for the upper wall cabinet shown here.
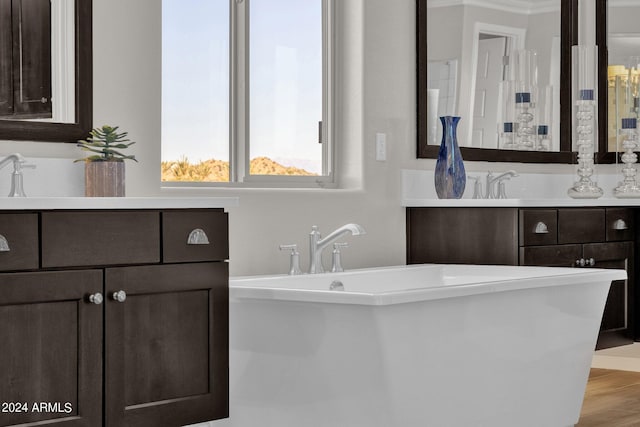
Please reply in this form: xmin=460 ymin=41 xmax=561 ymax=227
xmin=417 ymin=0 xmax=577 ymax=163
xmin=0 ymin=0 xmax=92 ymax=143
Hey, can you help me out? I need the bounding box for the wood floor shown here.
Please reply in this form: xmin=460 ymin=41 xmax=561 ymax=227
xmin=577 ymin=368 xmax=640 ymax=426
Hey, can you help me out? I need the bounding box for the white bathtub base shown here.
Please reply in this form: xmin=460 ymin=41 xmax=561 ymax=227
xmin=229 ymin=274 xmax=611 ymax=427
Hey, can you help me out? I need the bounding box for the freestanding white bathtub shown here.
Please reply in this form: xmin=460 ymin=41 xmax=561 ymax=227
xmin=227 ymin=264 xmax=626 ymax=427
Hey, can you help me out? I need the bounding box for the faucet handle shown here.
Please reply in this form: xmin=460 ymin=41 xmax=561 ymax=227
xmin=21 ymin=163 xmax=36 ymax=169
xmin=331 ymin=242 xmax=348 ymax=273
xmin=279 ymin=244 xmax=302 ymax=275
xmin=467 ymin=176 xmax=482 ymax=199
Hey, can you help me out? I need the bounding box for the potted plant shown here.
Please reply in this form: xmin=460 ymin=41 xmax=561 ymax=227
xmin=76 ymin=125 xmax=137 ymax=197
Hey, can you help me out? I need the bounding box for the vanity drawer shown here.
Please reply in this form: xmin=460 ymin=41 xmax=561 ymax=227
xmin=558 ymin=208 xmax=605 ymax=244
xmin=520 ymin=245 xmax=582 ymax=267
xmin=606 ymin=208 xmax=634 ymax=241
xmin=519 ymin=209 xmax=557 ymax=246
xmin=41 ymin=211 xmax=161 ymax=267
xmin=162 ymin=210 xmax=228 ymax=263
xmin=0 ymin=213 xmax=39 ymax=271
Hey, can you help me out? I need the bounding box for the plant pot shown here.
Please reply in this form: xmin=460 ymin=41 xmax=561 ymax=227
xmin=85 ymin=161 xmax=125 ymax=197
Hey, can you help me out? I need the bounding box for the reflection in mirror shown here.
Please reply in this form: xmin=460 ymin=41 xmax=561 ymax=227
xmin=417 ymin=0 xmax=576 ymax=164
xmin=0 ymin=0 xmax=91 ymax=142
xmin=0 ymin=0 xmax=74 ymax=122
xmin=426 ymin=0 xmax=561 ymax=151
xmin=605 ymin=1 xmax=640 ymax=156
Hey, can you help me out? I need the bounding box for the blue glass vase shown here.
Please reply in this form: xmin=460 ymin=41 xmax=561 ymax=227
xmin=434 ymin=116 xmax=466 ymax=199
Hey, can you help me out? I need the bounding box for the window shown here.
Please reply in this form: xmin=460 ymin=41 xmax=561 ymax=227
xmin=161 ymin=0 xmax=333 ymax=186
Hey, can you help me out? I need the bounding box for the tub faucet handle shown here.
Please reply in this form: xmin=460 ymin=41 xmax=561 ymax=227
xmin=279 ymin=244 xmax=302 ymax=275
xmin=331 ymin=242 xmax=348 ymax=273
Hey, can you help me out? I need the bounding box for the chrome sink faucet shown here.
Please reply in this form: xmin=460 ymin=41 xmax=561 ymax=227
xmin=308 ymin=223 xmax=366 ymax=274
xmin=485 ymin=170 xmax=518 ymax=199
xmin=0 ymin=153 xmax=36 ymax=197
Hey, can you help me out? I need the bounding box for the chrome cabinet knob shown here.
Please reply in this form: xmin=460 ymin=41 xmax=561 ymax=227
xmin=588 ymin=258 xmax=596 ymax=266
xmin=112 ymin=290 xmax=127 ymax=303
xmin=576 ymin=258 xmax=585 ymax=267
xmin=89 ymin=293 xmax=103 ymax=305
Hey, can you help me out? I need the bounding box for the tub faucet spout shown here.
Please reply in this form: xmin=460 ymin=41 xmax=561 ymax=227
xmin=309 ymin=223 xmax=366 ymax=274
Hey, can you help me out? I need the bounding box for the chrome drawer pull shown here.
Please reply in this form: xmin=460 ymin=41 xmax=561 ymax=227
xmin=0 ymin=234 xmax=9 ymax=252
xmin=187 ymin=228 xmax=210 ymax=245
xmin=534 ymin=222 xmax=549 ymax=234
xmin=613 ymin=219 xmax=629 ymax=230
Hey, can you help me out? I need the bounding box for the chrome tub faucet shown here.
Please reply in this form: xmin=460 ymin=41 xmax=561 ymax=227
xmin=308 ymin=223 xmax=366 ymax=274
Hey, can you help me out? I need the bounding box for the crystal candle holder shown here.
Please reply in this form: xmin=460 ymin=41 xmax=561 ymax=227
xmin=614 ymin=117 xmax=640 ymax=198
xmin=568 ymin=45 xmax=603 ymax=199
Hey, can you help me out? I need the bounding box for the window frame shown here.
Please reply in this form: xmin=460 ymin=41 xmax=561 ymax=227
xmin=162 ymin=0 xmax=335 ymax=188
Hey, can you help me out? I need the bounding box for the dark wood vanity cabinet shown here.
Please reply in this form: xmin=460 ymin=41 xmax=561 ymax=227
xmin=0 ymin=209 xmax=229 ymax=427
xmin=407 ymin=207 xmax=636 ymax=350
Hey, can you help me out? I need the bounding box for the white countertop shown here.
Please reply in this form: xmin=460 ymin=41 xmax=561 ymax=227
xmin=0 ymin=197 xmax=239 ymax=210
xmin=402 ymin=198 xmax=640 ymax=207
xmin=401 ymin=169 xmax=640 ymax=207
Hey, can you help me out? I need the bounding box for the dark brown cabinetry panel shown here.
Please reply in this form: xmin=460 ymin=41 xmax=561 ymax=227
xmin=0 ymin=270 xmax=103 ymax=427
xmin=558 ymin=208 xmax=605 ymax=244
xmin=0 ymin=0 xmax=52 ymax=119
xmin=0 ymin=213 xmax=38 ymax=271
xmin=606 ymin=208 xmax=634 ymax=242
xmin=105 ymin=262 xmax=228 ymax=427
xmin=520 ymin=245 xmax=582 ymax=267
xmin=407 ymin=208 xmax=518 ymax=265
xmin=519 ymin=209 xmax=557 ymax=246
xmin=2 ymin=208 xmax=229 ymax=427
xmin=0 ymin=0 xmax=11 ymax=116
xmin=41 ymin=211 xmax=160 ymax=267
xmin=407 ymin=206 xmax=635 ymax=350
xmin=162 ymin=210 xmax=229 ymax=263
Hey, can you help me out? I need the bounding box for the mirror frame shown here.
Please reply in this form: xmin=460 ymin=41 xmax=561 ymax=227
xmin=0 ymin=0 xmax=92 ymax=143
xmin=417 ymin=0 xmax=577 ymax=163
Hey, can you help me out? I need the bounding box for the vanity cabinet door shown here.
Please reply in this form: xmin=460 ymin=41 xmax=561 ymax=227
xmin=583 ymin=241 xmax=634 ymax=349
xmin=407 ymin=207 xmax=518 ymax=265
xmin=0 ymin=270 xmax=103 ymax=427
xmin=104 ymin=262 xmax=228 ymax=427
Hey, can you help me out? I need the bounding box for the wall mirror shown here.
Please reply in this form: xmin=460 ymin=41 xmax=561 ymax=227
xmin=597 ymin=0 xmax=640 ymax=163
xmin=417 ymin=0 xmax=576 ymax=163
xmin=0 ymin=0 xmax=92 ymax=143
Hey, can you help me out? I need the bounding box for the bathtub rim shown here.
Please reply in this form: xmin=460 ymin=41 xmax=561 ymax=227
xmin=229 ymin=264 xmax=627 ymax=306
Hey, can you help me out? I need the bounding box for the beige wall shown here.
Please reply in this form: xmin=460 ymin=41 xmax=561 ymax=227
xmin=0 ymin=0 xmax=600 ymax=278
